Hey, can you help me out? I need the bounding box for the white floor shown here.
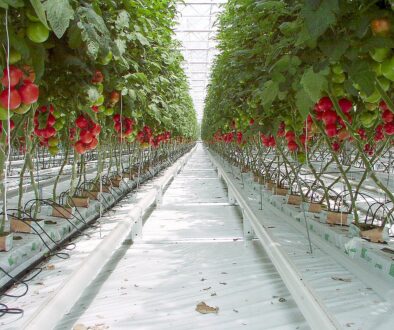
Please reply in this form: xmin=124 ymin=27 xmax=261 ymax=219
xmin=55 ymin=145 xmax=308 ymax=330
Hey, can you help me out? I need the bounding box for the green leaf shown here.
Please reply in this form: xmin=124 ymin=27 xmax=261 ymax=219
xmin=29 ymin=0 xmax=49 ymax=29
xmin=261 ymin=80 xmax=278 ymax=110
xmin=135 ymin=32 xmax=149 ymax=46
xmin=45 ymin=0 xmax=74 ymax=38
xmin=300 ymin=67 xmax=328 ymax=103
xmin=76 ymin=6 xmax=111 ymax=58
xmin=115 ymin=10 xmax=130 ymax=30
xmin=0 ymin=0 xmax=24 ymax=9
xmin=348 ymin=60 xmax=376 ymax=96
xmin=295 ymin=89 xmax=314 ymax=120
xmin=301 ymin=0 xmax=339 ymax=39
xmin=67 ymin=24 xmax=83 ymax=49
xmin=9 ymin=27 xmax=30 ymax=58
xmin=30 ymin=45 xmax=46 ymax=81
xmin=319 ymin=38 xmax=349 ymax=62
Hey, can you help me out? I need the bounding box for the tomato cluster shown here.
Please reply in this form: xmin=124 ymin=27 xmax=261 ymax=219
xmin=74 ymin=115 xmax=101 ymax=154
xmin=33 ymin=105 xmax=61 ymax=155
xmin=113 ymin=114 xmax=134 ymax=138
xmin=0 ymin=65 xmax=38 ymax=113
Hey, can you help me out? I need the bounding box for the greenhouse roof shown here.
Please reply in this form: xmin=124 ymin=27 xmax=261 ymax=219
xmin=175 ymin=0 xmax=227 ymax=122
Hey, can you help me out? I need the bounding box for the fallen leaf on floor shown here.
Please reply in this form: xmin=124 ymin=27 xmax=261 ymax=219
xmin=219 ymin=282 xmax=227 ymax=285
xmin=35 ymin=282 xmax=44 ymax=286
xmin=233 ymin=309 xmax=239 ymax=313
xmin=331 ymin=276 xmax=352 ymax=282
xmin=279 ymin=298 xmax=287 ymax=303
xmin=46 ymin=264 xmax=55 ymax=270
xmin=211 ymin=293 xmax=217 ymax=296
xmin=196 ymin=302 xmax=219 ymax=314
xmin=203 ymin=287 xmax=211 ymax=291
xmin=73 ymin=324 xmax=87 ymax=330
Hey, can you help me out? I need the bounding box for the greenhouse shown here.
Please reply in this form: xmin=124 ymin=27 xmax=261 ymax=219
xmin=0 ymin=0 xmax=393 ymax=329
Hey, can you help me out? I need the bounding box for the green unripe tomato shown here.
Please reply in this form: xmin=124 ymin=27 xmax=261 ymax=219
xmin=53 ymin=121 xmax=63 ymax=131
xmin=372 ymin=62 xmax=382 ymax=76
xmin=377 ymin=76 xmax=390 ymax=91
xmin=0 ymin=105 xmax=14 ymax=120
xmin=332 ymin=84 xmax=345 ymax=97
xmin=9 ymin=49 xmax=21 ymax=64
xmin=370 ymin=48 xmax=391 ymax=62
xmin=100 ymin=51 xmax=113 ymax=65
xmin=94 ymin=95 xmax=105 ymax=106
xmin=104 ymin=107 xmax=114 ymax=116
xmin=12 ymin=103 xmax=31 ymax=115
xmin=48 ymin=146 xmax=59 ymax=156
xmin=26 ymin=22 xmax=50 ymax=43
xmin=97 ymin=84 xmax=104 ymax=93
xmin=331 ymin=72 xmax=345 ymax=84
xmin=48 ymin=137 xmax=59 ymax=147
xmin=381 ymin=57 xmax=394 ymax=81
xmin=331 ymin=64 xmax=344 ymax=75
xmin=361 ymin=89 xmax=381 ymax=103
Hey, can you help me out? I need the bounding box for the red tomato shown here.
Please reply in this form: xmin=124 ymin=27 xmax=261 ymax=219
xmin=317 ymin=97 xmax=333 ymax=112
xmin=75 ymin=115 xmax=89 ymax=129
xmin=22 ymin=65 xmax=36 ymax=83
xmin=47 ymin=113 xmax=56 ymax=127
xmin=110 ymin=91 xmax=120 ymax=103
xmin=0 ymin=88 xmax=21 ymax=109
xmin=287 ymin=140 xmax=298 ymax=151
xmin=322 ymin=110 xmax=338 ymax=125
xmin=338 ymin=98 xmax=353 ymax=113
xmin=1 ymin=66 xmax=23 ymax=88
xmin=19 ymin=82 xmax=39 ymax=105
xmin=92 ymin=70 xmax=104 ymax=84
xmin=91 ymin=123 xmax=101 ymax=136
xmin=371 ymin=18 xmax=391 ymax=36
xmin=325 ymin=123 xmax=337 ymax=137
xmin=86 ymin=137 xmax=98 ymax=150
xmin=80 ymin=129 xmax=93 ymax=144
xmin=74 ymin=140 xmax=86 ymax=154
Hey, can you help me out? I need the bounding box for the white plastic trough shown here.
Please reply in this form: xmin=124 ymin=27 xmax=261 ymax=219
xmin=21 ymin=146 xmax=196 ymax=330
xmin=207 ymin=148 xmax=341 ymax=330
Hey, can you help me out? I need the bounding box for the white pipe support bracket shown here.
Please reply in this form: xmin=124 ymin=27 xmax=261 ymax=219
xmin=241 ymin=208 xmax=255 ymax=241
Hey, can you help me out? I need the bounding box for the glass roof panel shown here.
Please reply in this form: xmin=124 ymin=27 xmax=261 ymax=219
xmin=175 ymin=0 xmax=227 ymax=122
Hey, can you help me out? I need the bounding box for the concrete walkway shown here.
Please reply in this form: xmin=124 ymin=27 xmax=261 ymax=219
xmin=56 ymin=144 xmax=308 ymax=329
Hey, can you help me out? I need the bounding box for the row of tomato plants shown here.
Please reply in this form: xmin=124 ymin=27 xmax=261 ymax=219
xmin=202 ymin=0 xmax=394 ymax=235
xmin=0 ymin=1 xmax=197 ymax=236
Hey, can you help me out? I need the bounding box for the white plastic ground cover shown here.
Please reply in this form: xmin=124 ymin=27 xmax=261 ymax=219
xmin=53 ymin=144 xmax=308 ymax=330
xmin=15 ymin=147 xmax=195 ymax=330
xmin=209 ymin=148 xmax=394 ymax=329
xmin=0 ymin=159 xmax=169 ymax=289
xmin=207 ymin=151 xmax=339 ymax=330
xmin=0 ymin=159 xmax=184 ymax=329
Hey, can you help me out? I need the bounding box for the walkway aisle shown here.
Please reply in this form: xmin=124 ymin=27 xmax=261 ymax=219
xmin=57 ymin=144 xmax=308 ymax=330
